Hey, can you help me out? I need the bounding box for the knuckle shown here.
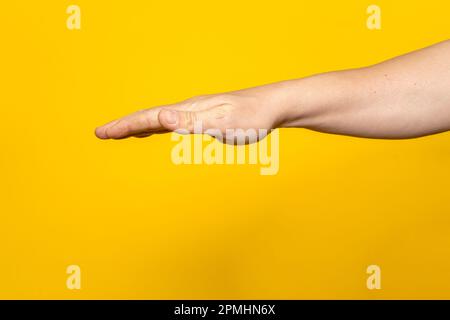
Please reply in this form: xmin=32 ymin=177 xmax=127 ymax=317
xmin=142 ymin=110 xmax=154 ymax=128
xmin=115 ymin=121 xmax=130 ymax=136
xmin=183 ymin=111 xmax=197 ymax=131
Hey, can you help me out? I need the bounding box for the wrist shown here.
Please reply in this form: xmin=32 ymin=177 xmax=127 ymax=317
xmin=274 ymin=71 xmax=354 ymax=129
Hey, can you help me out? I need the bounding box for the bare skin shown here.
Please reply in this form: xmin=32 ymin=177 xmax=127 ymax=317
xmin=95 ymin=40 xmax=450 ymax=143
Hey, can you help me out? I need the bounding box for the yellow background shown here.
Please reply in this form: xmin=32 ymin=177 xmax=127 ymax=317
xmin=0 ymin=0 xmax=449 ymax=299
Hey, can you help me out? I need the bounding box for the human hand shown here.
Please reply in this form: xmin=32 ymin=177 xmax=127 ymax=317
xmin=95 ymin=86 xmax=289 ymax=144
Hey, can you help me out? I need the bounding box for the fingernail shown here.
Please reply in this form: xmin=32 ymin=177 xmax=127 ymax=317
xmin=164 ymin=110 xmax=178 ymax=125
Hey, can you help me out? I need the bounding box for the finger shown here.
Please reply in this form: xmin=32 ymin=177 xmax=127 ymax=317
xmin=133 ymin=127 xmax=172 ymax=138
xmin=158 ymin=107 xmax=223 ymax=133
xmin=95 ymin=107 xmax=164 ymax=139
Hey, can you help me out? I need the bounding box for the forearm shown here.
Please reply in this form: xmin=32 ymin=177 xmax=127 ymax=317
xmin=276 ymin=40 xmax=450 ymax=138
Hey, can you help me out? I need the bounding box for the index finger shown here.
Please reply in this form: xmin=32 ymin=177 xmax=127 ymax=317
xmin=95 ymin=106 xmax=167 ymax=139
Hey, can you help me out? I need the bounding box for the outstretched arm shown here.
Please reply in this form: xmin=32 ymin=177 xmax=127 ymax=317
xmin=95 ymin=40 xmax=450 ymax=142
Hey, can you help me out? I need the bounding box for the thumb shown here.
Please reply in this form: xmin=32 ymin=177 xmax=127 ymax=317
xmin=158 ymin=108 xmax=217 ymax=133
